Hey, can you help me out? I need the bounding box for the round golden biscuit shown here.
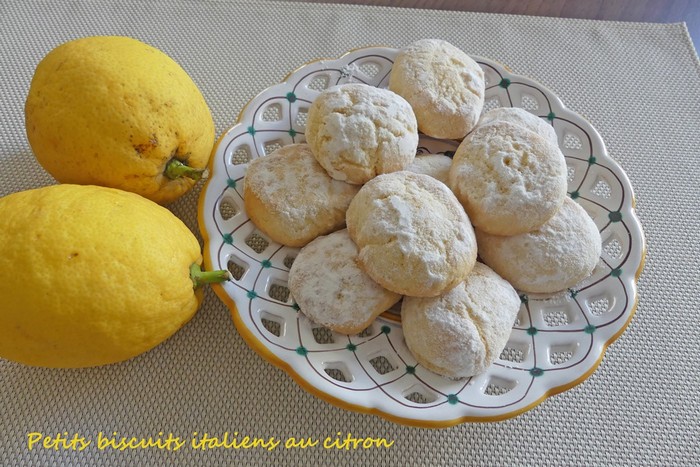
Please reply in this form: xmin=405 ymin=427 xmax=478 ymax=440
xmin=388 ymin=38 xmax=485 ymax=139
xmin=402 ymin=262 xmax=521 ymax=379
xmin=243 ymin=144 xmax=360 ymax=247
xmin=448 ymin=120 xmax=568 ymax=236
xmin=305 ymin=83 xmax=418 ymax=185
xmin=476 ymin=197 xmax=602 ymax=294
xmin=346 ymin=171 xmax=477 ymax=297
xmin=288 ymin=230 xmax=401 ymax=335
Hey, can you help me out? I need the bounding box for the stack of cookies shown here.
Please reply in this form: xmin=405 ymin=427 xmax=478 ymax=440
xmin=243 ymin=39 xmax=601 ymax=380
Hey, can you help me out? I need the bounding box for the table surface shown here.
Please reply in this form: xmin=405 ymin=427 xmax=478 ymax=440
xmin=1 ymin=1 xmax=699 ymax=465
xmin=299 ymin=0 xmax=700 ymax=43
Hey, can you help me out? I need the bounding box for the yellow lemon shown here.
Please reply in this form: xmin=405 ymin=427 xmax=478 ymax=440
xmin=0 ymin=184 xmax=227 ymax=368
xmin=25 ymin=36 xmax=215 ymax=204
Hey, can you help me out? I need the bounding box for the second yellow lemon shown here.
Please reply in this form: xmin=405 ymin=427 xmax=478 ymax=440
xmin=25 ymin=36 xmax=215 ymax=204
xmin=0 ymin=184 xmax=227 ymax=368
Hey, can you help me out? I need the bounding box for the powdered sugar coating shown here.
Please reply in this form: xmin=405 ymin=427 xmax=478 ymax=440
xmin=405 ymin=153 xmax=453 ymax=184
xmin=402 ymin=262 xmax=520 ymax=379
xmin=388 ymin=38 xmax=485 ymax=139
xmin=448 ymin=120 xmax=567 ymax=236
xmin=243 ymin=144 xmax=360 ymax=247
xmin=288 ymin=229 xmax=401 ymax=335
xmin=346 ymin=171 xmax=477 ymax=297
xmin=476 ymin=197 xmax=603 ymax=294
xmin=479 ymin=107 xmax=558 ymax=144
xmin=305 ymin=83 xmax=418 ymax=185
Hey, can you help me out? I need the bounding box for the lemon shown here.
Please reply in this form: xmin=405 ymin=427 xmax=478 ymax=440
xmin=0 ymin=184 xmax=227 ymax=368
xmin=25 ymin=36 xmax=215 ymax=204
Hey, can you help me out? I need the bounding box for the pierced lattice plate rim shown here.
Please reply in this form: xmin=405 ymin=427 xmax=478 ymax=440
xmin=197 ymin=46 xmax=646 ymax=427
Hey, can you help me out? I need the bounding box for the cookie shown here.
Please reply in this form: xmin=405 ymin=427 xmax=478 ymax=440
xmin=346 ymin=171 xmax=477 ymax=297
xmin=479 ymin=106 xmax=557 ymax=144
xmin=448 ymin=120 xmax=568 ymax=236
xmin=305 ymin=83 xmax=418 ymax=185
xmin=405 ymin=153 xmax=452 ymax=184
xmin=243 ymin=143 xmax=360 ymax=247
xmin=388 ymin=39 xmax=485 ymax=139
xmin=401 ymin=262 xmax=521 ymax=379
xmin=476 ymin=197 xmax=602 ymax=294
xmin=288 ymin=229 xmax=401 ymax=335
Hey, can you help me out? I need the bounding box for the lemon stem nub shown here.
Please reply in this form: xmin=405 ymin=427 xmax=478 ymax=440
xmin=165 ymin=159 xmax=205 ymax=181
xmin=190 ymin=263 xmax=229 ymax=288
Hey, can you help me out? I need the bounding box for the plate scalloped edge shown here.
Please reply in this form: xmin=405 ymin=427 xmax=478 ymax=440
xmin=197 ymin=46 xmax=646 ymax=428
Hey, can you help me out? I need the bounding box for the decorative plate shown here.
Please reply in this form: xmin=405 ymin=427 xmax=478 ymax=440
xmin=197 ymin=47 xmax=645 ymax=427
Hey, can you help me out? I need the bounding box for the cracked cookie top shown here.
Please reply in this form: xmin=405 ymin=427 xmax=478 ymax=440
xmin=401 ymin=262 xmax=520 ymax=379
xmin=288 ymin=229 xmax=401 ymax=335
xmin=388 ymin=38 xmax=485 ymax=140
xmin=243 ymin=143 xmax=360 ymax=247
xmin=346 ymin=171 xmax=477 ymax=297
xmin=305 ymin=83 xmax=418 ymax=185
xmin=448 ymin=120 xmax=568 ymax=236
xmin=475 ymin=196 xmax=602 ymax=294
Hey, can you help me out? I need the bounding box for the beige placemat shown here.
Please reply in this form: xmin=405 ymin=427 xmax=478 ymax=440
xmin=1 ymin=1 xmax=699 ymax=465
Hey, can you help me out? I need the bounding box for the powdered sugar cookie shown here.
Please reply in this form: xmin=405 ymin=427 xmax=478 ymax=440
xmin=448 ymin=120 xmax=567 ymax=236
xmin=288 ymin=229 xmax=401 ymax=335
xmin=479 ymin=107 xmax=557 ymax=144
xmin=476 ymin=197 xmax=602 ymax=294
xmin=305 ymin=83 xmax=418 ymax=185
xmin=389 ymin=39 xmax=485 ymax=139
xmin=405 ymin=153 xmax=452 ymax=184
xmin=244 ymin=144 xmax=360 ymax=247
xmin=402 ymin=262 xmax=520 ymax=379
xmin=346 ymin=171 xmax=477 ymax=297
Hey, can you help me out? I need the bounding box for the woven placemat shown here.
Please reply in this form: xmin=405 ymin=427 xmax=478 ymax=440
xmin=1 ymin=1 xmax=699 ymax=465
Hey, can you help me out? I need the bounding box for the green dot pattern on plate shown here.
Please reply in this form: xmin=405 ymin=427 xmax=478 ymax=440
xmin=609 ymin=211 xmax=623 ymax=222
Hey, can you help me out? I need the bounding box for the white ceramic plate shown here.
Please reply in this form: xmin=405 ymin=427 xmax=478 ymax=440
xmin=197 ymin=46 xmax=646 ymax=427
